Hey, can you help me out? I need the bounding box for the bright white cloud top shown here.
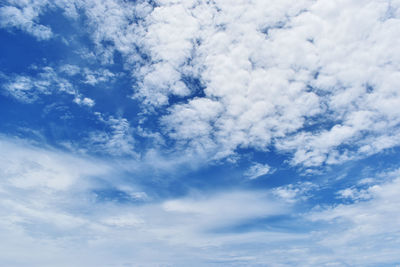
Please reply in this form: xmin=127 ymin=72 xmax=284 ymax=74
xmin=0 ymin=0 xmax=400 ymax=266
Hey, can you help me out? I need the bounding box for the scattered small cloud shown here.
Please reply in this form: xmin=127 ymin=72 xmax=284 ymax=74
xmin=273 ymin=181 xmax=318 ymax=203
xmin=73 ymin=96 xmax=95 ymax=107
xmin=244 ymin=163 xmax=272 ymax=180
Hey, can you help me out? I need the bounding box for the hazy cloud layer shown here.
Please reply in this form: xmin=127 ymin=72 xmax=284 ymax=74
xmin=1 ymin=138 xmax=400 ymax=266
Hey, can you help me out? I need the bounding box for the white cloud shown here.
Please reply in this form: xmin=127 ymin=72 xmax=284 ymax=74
xmin=0 ymin=3 xmax=52 ymax=40
xmin=307 ymin=171 xmax=400 ymax=265
xmin=82 ymin=68 xmax=116 ymax=86
xmin=273 ymin=181 xmax=318 ymax=203
xmin=244 ymin=163 xmax=271 ymax=180
xmin=3 ymin=75 xmax=39 ymax=103
xmin=1 ymin=1 xmax=400 ymax=265
xmin=1 ymin=136 xmax=400 ymax=266
xmin=2 ymin=66 xmax=100 ymax=108
xmin=3 ymin=67 xmax=70 ymax=100
xmin=140 ymin=0 xmax=400 ymax=167
xmin=0 ymin=137 xmax=297 ymax=266
xmin=336 ymin=187 xmax=372 ymax=201
xmin=0 ymin=137 xmax=111 ymax=191
xmin=4 ymin=0 xmax=399 ymax=168
xmin=59 ymin=64 xmax=80 ymax=76
xmin=87 ymin=113 xmax=136 ymax=157
xmin=73 ymin=96 xmax=95 ymax=107
xmin=162 ymin=190 xmax=287 ymax=229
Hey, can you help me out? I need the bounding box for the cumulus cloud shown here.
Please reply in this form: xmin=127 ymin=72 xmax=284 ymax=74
xmin=144 ymin=0 xmax=400 ymax=167
xmin=73 ymin=96 xmax=95 ymax=107
xmin=3 ymin=0 xmax=399 ymax=168
xmin=1 ymin=1 xmax=400 ymax=266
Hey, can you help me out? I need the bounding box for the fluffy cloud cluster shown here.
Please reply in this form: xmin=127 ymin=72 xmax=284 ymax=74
xmin=2 ymin=0 xmax=399 ymax=167
xmin=154 ymin=0 xmax=400 ymax=166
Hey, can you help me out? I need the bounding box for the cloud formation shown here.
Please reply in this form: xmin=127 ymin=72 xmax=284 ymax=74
xmin=1 ymin=66 xmax=95 ymax=107
xmin=1 ymin=137 xmax=400 ymax=266
xmin=155 ymin=0 xmax=400 ymax=166
xmin=2 ymin=0 xmax=399 ymax=167
xmin=1 ymin=0 xmax=400 ymax=266
xmin=244 ymin=162 xmax=272 ymax=180
xmin=0 ymin=4 xmax=52 ymax=40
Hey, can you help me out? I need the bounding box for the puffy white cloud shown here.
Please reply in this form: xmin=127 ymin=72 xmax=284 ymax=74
xmin=143 ymin=0 xmax=400 ymax=167
xmin=4 ymin=0 xmax=399 ymax=168
xmin=73 ymin=96 xmax=95 ymax=107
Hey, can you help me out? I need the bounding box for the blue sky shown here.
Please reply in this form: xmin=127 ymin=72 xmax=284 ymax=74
xmin=1 ymin=0 xmax=400 ymax=266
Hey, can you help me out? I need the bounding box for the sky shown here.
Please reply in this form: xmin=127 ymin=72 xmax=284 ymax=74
xmin=1 ymin=0 xmax=400 ymax=266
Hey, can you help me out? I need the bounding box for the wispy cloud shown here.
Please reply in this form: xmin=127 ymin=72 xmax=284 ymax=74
xmin=244 ymin=163 xmax=272 ymax=180
xmin=0 ymin=4 xmax=52 ymax=40
xmin=1 ymin=66 xmax=95 ymax=107
xmin=1 ymin=136 xmax=400 ymax=266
